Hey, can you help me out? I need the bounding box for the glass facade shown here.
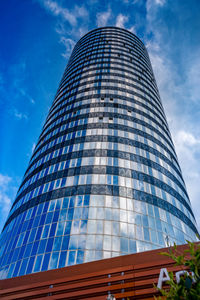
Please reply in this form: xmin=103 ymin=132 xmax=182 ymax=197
xmin=0 ymin=27 xmax=198 ymax=280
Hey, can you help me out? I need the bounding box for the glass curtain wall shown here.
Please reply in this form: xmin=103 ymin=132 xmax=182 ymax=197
xmin=0 ymin=27 xmax=198 ymax=279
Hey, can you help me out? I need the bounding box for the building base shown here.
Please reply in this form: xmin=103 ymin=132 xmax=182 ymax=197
xmin=0 ymin=244 xmax=192 ymax=299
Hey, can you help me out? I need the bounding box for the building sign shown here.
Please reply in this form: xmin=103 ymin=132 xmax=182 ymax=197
xmin=157 ymin=268 xmax=195 ymax=289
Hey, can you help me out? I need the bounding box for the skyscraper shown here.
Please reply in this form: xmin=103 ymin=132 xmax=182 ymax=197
xmin=0 ymin=27 xmax=198 ymax=280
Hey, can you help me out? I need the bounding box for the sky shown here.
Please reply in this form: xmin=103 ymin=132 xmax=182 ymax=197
xmin=0 ymin=0 xmax=200 ymax=233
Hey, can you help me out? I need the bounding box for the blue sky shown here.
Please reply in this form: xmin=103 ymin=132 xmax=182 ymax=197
xmin=0 ymin=0 xmax=200 ymax=232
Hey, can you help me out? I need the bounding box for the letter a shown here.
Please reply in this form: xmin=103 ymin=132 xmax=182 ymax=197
xmin=157 ymin=268 xmax=170 ymax=289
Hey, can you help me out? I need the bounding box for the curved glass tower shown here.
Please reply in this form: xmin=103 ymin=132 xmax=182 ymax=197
xmin=0 ymin=27 xmax=198 ymax=279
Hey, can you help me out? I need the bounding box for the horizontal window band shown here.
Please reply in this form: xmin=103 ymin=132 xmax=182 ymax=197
xmin=14 ymin=163 xmax=192 ymax=218
xmin=69 ymin=32 xmax=148 ymax=68
xmin=68 ymin=39 xmax=149 ymax=64
xmin=4 ymin=184 xmax=198 ymax=235
xmin=71 ymin=38 xmax=147 ymax=71
xmin=57 ymin=71 xmax=159 ymax=114
xmin=67 ymin=45 xmax=150 ymax=80
xmin=78 ymin=27 xmax=145 ymax=49
xmin=59 ymin=54 xmax=158 ymax=99
xmin=27 ymin=135 xmax=182 ymax=185
xmin=46 ymin=93 xmax=168 ymax=142
xmin=49 ymin=80 xmax=165 ymax=131
xmin=64 ymin=60 xmax=153 ymax=97
xmin=65 ymin=56 xmax=151 ymax=84
xmin=34 ymin=123 xmax=176 ymax=187
xmin=58 ymin=68 xmax=158 ymax=106
xmin=39 ymin=107 xmax=173 ymax=156
xmin=46 ymin=87 xmax=165 ymax=136
xmin=55 ymin=64 xmax=162 ymax=114
xmin=32 ymin=114 xmax=178 ymax=171
xmin=50 ymin=87 xmax=163 ymax=129
xmin=42 ymin=106 xmax=170 ymax=149
xmin=76 ymin=29 xmax=145 ymax=57
xmin=19 ymin=149 xmax=187 ymax=200
xmin=51 ymin=72 xmax=162 ymax=124
xmin=35 ymin=117 xmax=172 ymax=166
xmin=66 ymin=49 xmax=151 ymax=85
xmin=37 ymin=110 xmax=172 ymax=162
xmin=60 ymin=61 xmax=157 ymax=104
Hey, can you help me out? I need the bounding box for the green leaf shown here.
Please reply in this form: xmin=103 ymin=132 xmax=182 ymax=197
xmin=156 ymin=241 xmax=200 ymax=299
xmin=185 ymin=277 xmax=192 ymax=289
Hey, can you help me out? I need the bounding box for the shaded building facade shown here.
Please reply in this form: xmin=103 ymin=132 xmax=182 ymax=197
xmin=0 ymin=27 xmax=198 ymax=280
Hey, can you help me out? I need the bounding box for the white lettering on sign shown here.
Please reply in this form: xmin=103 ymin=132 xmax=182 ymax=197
xmin=157 ymin=268 xmax=196 ymax=289
xmin=157 ymin=268 xmax=170 ymax=289
xmin=176 ymin=270 xmax=189 ymax=283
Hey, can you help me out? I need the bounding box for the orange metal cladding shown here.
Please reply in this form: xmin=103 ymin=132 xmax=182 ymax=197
xmin=0 ymin=244 xmax=193 ymax=300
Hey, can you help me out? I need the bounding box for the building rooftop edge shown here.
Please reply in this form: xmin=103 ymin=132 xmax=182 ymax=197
xmin=77 ymin=26 xmax=145 ymax=48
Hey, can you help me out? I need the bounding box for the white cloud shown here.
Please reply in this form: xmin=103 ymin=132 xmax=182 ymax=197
xmin=116 ymin=14 xmax=129 ymax=28
xmin=175 ymin=131 xmax=200 ymax=147
xmin=128 ymin=25 xmax=136 ymax=34
xmin=75 ymin=26 xmax=88 ymax=39
xmin=0 ymin=174 xmax=12 ymax=214
xmin=0 ymin=174 xmax=18 ymax=233
xmin=13 ymin=109 xmax=28 ymax=120
xmin=74 ymin=5 xmax=88 ymax=19
xmin=40 ymin=1 xmax=89 ymax=56
xmin=96 ymin=9 xmax=111 ymax=27
xmin=0 ymin=174 xmax=11 ymax=187
xmin=43 ymin=0 xmax=77 ymax=26
xmin=60 ymin=37 xmax=76 ymax=58
xmin=155 ymin=0 xmax=166 ymax=5
xmin=173 ymin=130 xmax=200 ymax=228
xmin=42 ymin=0 xmax=88 ymax=26
xmin=186 ymin=54 xmax=200 ymax=103
xmin=146 ymin=0 xmax=166 ymax=12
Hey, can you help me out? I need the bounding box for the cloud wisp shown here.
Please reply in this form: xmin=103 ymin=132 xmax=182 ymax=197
xmin=0 ymin=174 xmax=12 ymax=213
xmin=39 ymin=0 xmax=89 ymax=58
xmin=12 ymin=109 xmax=28 ymax=120
xmin=59 ymin=37 xmax=76 ymax=58
xmin=116 ymin=13 xmax=129 ymax=28
xmin=41 ymin=0 xmax=88 ymax=27
xmin=96 ymin=9 xmax=112 ymax=27
xmin=43 ymin=0 xmax=82 ymax=26
xmin=0 ymin=174 xmax=18 ymax=232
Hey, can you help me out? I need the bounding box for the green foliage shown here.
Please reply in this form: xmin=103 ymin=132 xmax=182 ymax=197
xmin=155 ymin=240 xmax=200 ymax=299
